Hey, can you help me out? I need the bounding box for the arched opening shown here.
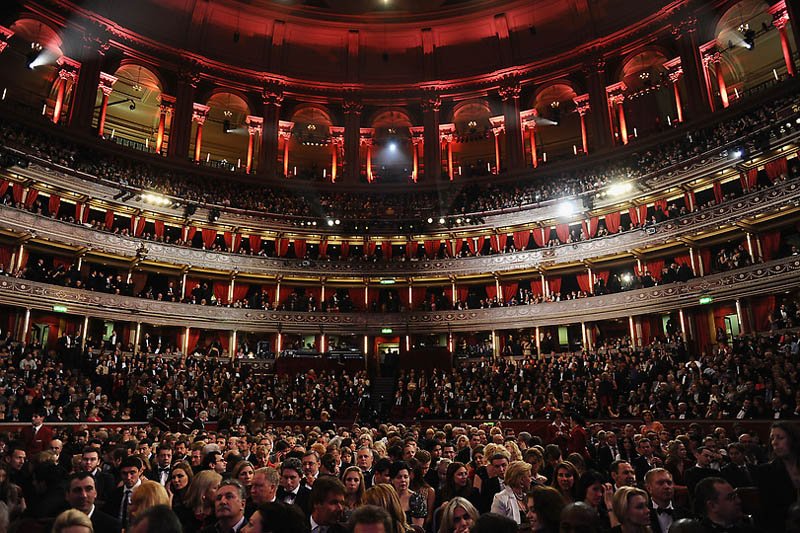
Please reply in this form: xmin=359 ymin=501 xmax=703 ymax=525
xmin=532 ymin=83 xmax=579 ymax=161
xmin=192 ymin=91 xmax=252 ymax=170
xmin=618 ymin=50 xmax=674 ymax=137
xmin=287 ymin=105 xmax=334 ymax=181
xmin=451 ymin=100 xmax=494 ymax=178
xmin=101 ymin=63 xmax=164 ymax=150
xmin=368 ymin=109 xmax=413 ymax=183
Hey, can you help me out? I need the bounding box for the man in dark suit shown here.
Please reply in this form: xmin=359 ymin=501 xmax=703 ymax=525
xmin=694 ymin=477 xmax=758 ymax=533
xmin=685 ymin=447 xmax=719 ymax=497
xmin=597 ymin=431 xmax=620 ymax=474
xmin=309 ymin=475 xmax=347 ymax=533
xmin=201 ymin=479 xmax=247 ymax=533
xmin=632 ymin=437 xmax=660 ymax=486
xmin=103 ymin=456 xmax=143 ymax=530
xmin=477 ymin=452 xmax=509 ymax=514
xmin=66 ymin=471 xmax=121 ymax=533
xmin=80 ymin=447 xmax=116 ymax=505
xmin=21 ymin=410 xmax=53 ymax=456
xmin=277 ymin=457 xmax=311 ymax=515
xmin=720 ymin=443 xmax=753 ymax=488
xmin=644 ymin=468 xmax=692 ymax=533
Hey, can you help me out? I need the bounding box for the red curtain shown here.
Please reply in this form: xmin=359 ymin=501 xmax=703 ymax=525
xmin=319 ymin=239 xmax=328 ymax=258
xmin=0 ymin=180 xmax=8 ymax=198
xmin=751 ymin=296 xmax=775 ymax=331
xmin=467 ymin=236 xmax=485 ymax=255
xmin=424 ymin=240 xmax=438 ymax=258
xmin=453 ymin=239 xmax=464 ymax=256
xmin=213 ymin=282 xmax=229 ymax=304
xmin=582 ymin=217 xmax=598 ymax=239
xmin=713 ymin=181 xmax=722 ymax=204
xmin=223 ymin=232 xmax=233 ymax=250
xmin=628 ymin=207 xmax=640 ymax=227
xmin=530 ymin=278 xmax=543 ymax=296
xmin=673 ymin=254 xmax=691 ymax=267
xmin=184 ymin=278 xmax=200 ymax=298
xmin=24 ymin=189 xmax=38 ymax=209
xmin=0 ymin=245 xmax=12 ymax=271
xmin=513 ymin=230 xmax=530 ymax=250
xmin=46 ymin=194 xmax=60 ymax=216
xmin=135 ymin=217 xmax=146 ymax=237
xmin=276 ymin=238 xmax=289 ymax=257
xmin=456 ymin=286 xmax=468 ymax=302
xmin=654 ymin=199 xmax=668 ymax=217
xmin=130 ymin=215 xmax=137 ymax=234
xmin=502 ymin=282 xmax=518 ymax=303
xmin=248 ymin=235 xmax=261 ymax=253
xmin=348 ymin=288 xmax=365 ymax=310
xmin=366 ymin=241 xmax=377 ymax=257
xmin=233 ymin=233 xmax=241 ymax=252
xmin=187 ymin=329 xmax=201 ymax=354
xmin=765 ymin=157 xmax=788 ymax=182
xmin=202 ymin=229 xmax=217 ymax=249
xmin=576 ymin=272 xmax=591 ymax=293
xmin=294 ymin=238 xmax=307 ymax=258
xmin=154 ymin=220 xmax=164 ymax=238
xmin=406 ymin=241 xmax=418 ymax=258
xmin=744 ymin=169 xmax=758 ymax=191
xmin=485 ymin=284 xmax=497 ymax=300
xmin=532 ymin=227 xmax=547 ymax=247
xmin=382 ymin=241 xmax=392 ymax=259
xmin=232 ymin=282 xmax=249 ymax=302
xmin=761 ymin=231 xmax=781 ymax=261
xmin=341 ymin=242 xmax=350 ymax=259
xmin=556 ymin=224 xmax=570 ymax=243
xmin=105 ymin=209 xmax=114 ymax=230
xmin=684 ymin=190 xmax=695 ymax=211
xmin=490 ymin=235 xmax=502 ymax=253
xmin=411 ymin=287 xmax=427 ymax=309
xmin=699 ymin=248 xmax=712 ymax=273
xmin=605 ymin=212 xmax=621 ymax=234
xmin=185 ymin=226 xmax=197 ymax=243
xmin=647 ymin=259 xmax=665 ymax=281
xmin=12 ymin=184 xmax=22 ymax=204
xmin=548 ymin=276 xmax=562 ymax=296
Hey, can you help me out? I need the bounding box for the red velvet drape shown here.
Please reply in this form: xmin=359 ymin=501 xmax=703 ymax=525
xmin=751 ymin=295 xmax=776 ymax=331
xmin=185 ymin=226 xmax=197 ymax=243
xmin=700 ymin=248 xmax=712 ymax=273
xmin=12 ymin=184 xmax=22 ymax=204
xmin=213 ymin=282 xmax=229 ymax=304
xmin=341 ymin=242 xmax=350 ymax=259
xmin=366 ymin=241 xmax=377 ymax=257
xmin=424 ymin=240 xmax=438 ymax=258
xmin=382 ymin=241 xmax=392 ymax=259
xmin=348 ymin=288 xmax=365 ymax=310
xmin=582 ymin=217 xmax=599 ymax=239
xmin=673 ymin=254 xmax=691 ymax=267
xmin=232 ymin=282 xmax=249 ymax=302
xmin=576 ymin=272 xmax=591 ymax=293
xmin=532 ymin=227 xmax=547 ymax=247
xmin=548 ymin=276 xmax=562 ymax=296
xmin=154 ymin=220 xmax=164 ymax=238
xmin=490 ymin=235 xmax=502 ymax=253
xmin=135 ymin=217 xmax=146 ymax=237
xmin=530 ymin=278 xmax=543 ymax=296
xmin=713 ymin=181 xmax=722 ymax=203
xmin=294 ymin=238 xmax=307 ymax=258
xmin=502 ymin=282 xmax=518 ymax=303
xmin=760 ymin=231 xmax=781 ymax=261
xmin=249 ymin=235 xmax=261 ymax=253
xmin=513 ymin=230 xmax=530 ymax=250
xmin=406 ymin=241 xmax=418 ymax=258
xmin=202 ymin=229 xmax=217 ymax=249
xmin=276 ymin=238 xmax=289 ymax=257
xmin=647 ymin=259 xmax=665 ymax=281
xmin=654 ymin=199 xmax=668 ymax=217
xmin=453 ymin=239 xmax=464 ymax=256
xmin=187 ymin=328 xmax=201 ymax=354
xmin=628 ymin=207 xmax=640 ymax=227
xmin=744 ymin=168 xmax=758 ymax=191
xmin=765 ymin=157 xmax=788 ymax=182
xmin=556 ymin=224 xmax=570 ymax=243
xmin=605 ymin=212 xmax=621 ymax=233
xmin=485 ymin=284 xmax=497 ymax=300
xmin=105 ymin=209 xmax=114 ymax=230
xmin=0 ymin=180 xmax=8 ymax=198
xmin=319 ymin=239 xmax=328 ymax=258
xmin=411 ymin=287 xmax=427 ymax=308
xmin=48 ymin=194 xmax=60 ymax=216
xmin=0 ymin=245 xmax=12 ymax=271
xmin=468 ymin=236 xmax=485 ymax=255
xmin=456 ymin=287 xmax=469 ymax=302
xmin=184 ymin=278 xmax=200 ymax=299
xmin=24 ymin=189 xmax=38 ymax=209
xmin=223 ymin=232 xmax=233 ymax=250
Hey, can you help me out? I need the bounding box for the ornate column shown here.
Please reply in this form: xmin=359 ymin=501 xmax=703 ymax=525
xmin=410 ymin=126 xmax=424 ymax=182
xmin=770 ymin=4 xmax=796 ymax=77
xmin=53 ymin=60 xmax=78 ymax=125
xmin=329 ymin=126 xmax=344 ymax=183
xmin=440 ymin=124 xmax=456 ymax=180
xmin=363 ymin=135 xmax=373 ymax=182
xmin=607 ymin=83 xmax=628 ymax=145
xmin=784 ymin=0 xmax=800 ymax=64
xmin=279 ymin=122 xmax=294 ymax=177
xmin=96 ymin=72 xmax=117 ymax=136
xmin=260 ymin=83 xmax=283 ymax=177
xmin=192 ymin=103 xmax=210 ymax=162
xmin=664 ymin=58 xmax=684 ymax=123
xmin=68 ymin=35 xmax=108 ymax=132
xmin=168 ymin=71 xmax=200 ymax=159
xmin=155 ymin=95 xmax=175 ymax=155
xmin=583 ymin=57 xmax=614 ymax=150
xmin=499 ymin=80 xmax=524 ymax=171
xmin=421 ymin=94 xmax=442 ymax=181
xmin=245 ymin=116 xmax=262 ymax=174
xmin=491 ymin=124 xmax=502 ymax=172
xmin=703 ymin=49 xmax=728 ymax=108
xmin=672 ymin=18 xmax=712 ymax=117
xmin=0 ymin=26 xmax=14 ymax=54
xmin=573 ymin=94 xmax=590 ymax=154
xmin=343 ymin=99 xmax=363 ymax=183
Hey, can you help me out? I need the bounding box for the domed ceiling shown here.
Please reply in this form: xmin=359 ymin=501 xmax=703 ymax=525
xmin=269 ymin=0 xmax=483 ymax=15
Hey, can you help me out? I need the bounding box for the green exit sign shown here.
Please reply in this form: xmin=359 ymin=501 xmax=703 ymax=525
xmin=53 ymin=305 xmax=68 ymax=313
xmin=699 ymin=296 xmax=713 ymax=305
xmin=380 ymin=328 xmax=393 ymax=334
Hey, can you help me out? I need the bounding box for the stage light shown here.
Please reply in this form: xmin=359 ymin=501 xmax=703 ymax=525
xmin=427 ymin=218 xmax=433 ymax=224
xmin=608 ymin=182 xmax=633 ymax=196
xmin=334 ymin=219 xmax=341 ymax=225
xmin=388 ymin=142 xmax=397 ymax=152
xmin=438 ymin=217 xmax=445 ymax=224
xmin=733 ymin=149 xmax=742 ymax=158
xmin=556 ymin=201 xmax=577 ymax=218
xmin=327 ymin=219 xmax=334 ymax=226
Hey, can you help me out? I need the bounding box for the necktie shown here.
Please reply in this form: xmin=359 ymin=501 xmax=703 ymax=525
xmin=656 ymin=508 xmax=673 ymax=516
xmin=121 ymin=489 xmax=131 ymax=526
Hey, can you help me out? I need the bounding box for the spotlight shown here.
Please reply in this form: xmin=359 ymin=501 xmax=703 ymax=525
xmin=427 ymin=217 xmax=433 ymax=224
xmin=327 ymin=219 xmax=334 ymax=227
xmin=388 ymin=142 xmax=397 ymax=152
xmin=456 ymin=218 xmax=462 ymax=224
xmin=438 ymin=217 xmax=445 ymax=224
xmin=557 ymin=201 xmax=577 ymax=218
xmin=208 ymin=208 xmax=221 ymax=223
xmin=608 ymin=182 xmax=633 ymax=196
xmin=334 ymin=219 xmax=341 ymax=225
xmin=223 ymin=119 xmax=231 ymax=133
xmin=743 ymin=29 xmax=756 ymax=50
xmin=733 ymin=149 xmax=742 ymax=158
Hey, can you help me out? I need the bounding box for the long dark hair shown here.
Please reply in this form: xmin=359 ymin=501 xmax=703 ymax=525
xmin=772 ymin=421 xmax=800 ymax=463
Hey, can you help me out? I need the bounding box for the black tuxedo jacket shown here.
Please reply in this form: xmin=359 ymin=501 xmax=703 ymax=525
xmin=277 ymin=485 xmax=311 ymax=516
xmin=684 ymin=466 xmax=718 ymax=496
xmin=720 ymin=463 xmax=753 ymax=488
xmin=90 ymin=508 xmax=122 ymax=533
xmin=92 ymin=470 xmax=116 ymax=503
xmin=649 ymin=504 xmax=692 ymax=533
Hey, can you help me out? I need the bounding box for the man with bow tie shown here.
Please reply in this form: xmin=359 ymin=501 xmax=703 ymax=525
xmin=153 ymin=444 xmax=173 ymax=485
xmin=645 ymin=468 xmax=691 ymax=533
xmin=276 ymin=457 xmax=311 ymax=515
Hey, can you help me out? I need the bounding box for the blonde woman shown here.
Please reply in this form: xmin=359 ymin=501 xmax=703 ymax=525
xmin=51 ymin=509 xmax=93 ymax=533
xmin=610 ymin=486 xmax=652 ymax=533
xmin=129 ymin=480 xmax=170 ymax=522
xmin=174 ymin=470 xmax=222 ymax=532
xmin=490 ymin=461 xmax=532 ymax=525
xmin=365 ymin=483 xmax=413 ymax=533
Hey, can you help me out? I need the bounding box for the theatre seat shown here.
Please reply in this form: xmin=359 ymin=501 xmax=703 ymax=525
xmin=673 ymin=485 xmax=690 ymax=510
xmin=736 ymin=486 xmax=762 ymax=517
